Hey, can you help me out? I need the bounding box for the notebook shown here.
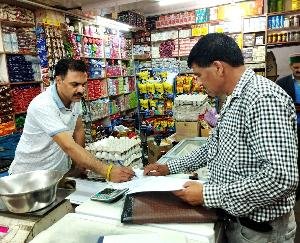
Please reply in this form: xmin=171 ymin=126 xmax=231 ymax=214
xmin=121 ymin=191 xmax=220 ymax=224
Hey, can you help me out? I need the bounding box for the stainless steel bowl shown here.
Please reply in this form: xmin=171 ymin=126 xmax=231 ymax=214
xmin=0 ymin=170 xmax=64 ymax=213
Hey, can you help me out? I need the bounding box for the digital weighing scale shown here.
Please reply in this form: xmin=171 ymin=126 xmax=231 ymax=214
xmin=0 ymin=189 xmax=74 ymax=242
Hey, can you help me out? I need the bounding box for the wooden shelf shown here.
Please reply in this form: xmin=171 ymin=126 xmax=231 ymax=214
xmin=0 ymin=20 xmax=35 ymax=28
xmin=226 ymin=31 xmax=243 ymax=34
xmin=106 ymin=58 xmax=131 ymax=61
xmin=243 ymin=44 xmax=266 ymax=48
xmin=267 ymin=41 xmax=300 ymax=47
xmin=0 ymin=82 xmax=9 ymax=86
xmin=107 ymin=75 xmax=135 ymax=78
xmin=15 ymin=111 xmax=27 ymax=115
xmin=268 ymin=10 xmax=300 ymax=16
xmin=153 ymin=21 xmax=219 ymax=32
xmin=178 ymin=36 xmax=201 ymax=40
xmin=133 ymin=42 xmax=151 ymax=45
xmin=9 ymin=81 xmax=42 ymax=85
xmin=3 ymin=52 xmax=37 ymax=56
xmin=243 ymin=14 xmax=267 ymax=19
xmin=267 ymin=26 xmax=300 ymax=32
xmin=87 ymin=77 xmax=106 ymax=80
xmin=151 ymin=39 xmax=177 ymax=43
xmin=245 ymin=61 xmax=265 ymax=64
xmin=107 ymin=76 xmax=123 ymax=78
xmin=85 ymin=96 xmax=108 ymax=101
xmin=109 ymin=93 xmax=125 ymax=97
xmin=82 ymin=56 xmax=105 ymax=59
xmin=243 ymin=30 xmax=265 ymax=34
xmin=82 ymin=35 xmax=102 ymax=39
xmin=134 ymin=57 xmax=151 ymax=61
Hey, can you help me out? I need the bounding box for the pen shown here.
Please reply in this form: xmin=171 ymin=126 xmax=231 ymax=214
xmin=115 ymin=160 xmax=137 ymax=178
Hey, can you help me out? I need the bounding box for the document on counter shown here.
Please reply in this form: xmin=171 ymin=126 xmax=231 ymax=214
xmin=109 ymin=169 xmax=204 ymax=194
xmin=66 ymin=178 xmax=107 ymax=204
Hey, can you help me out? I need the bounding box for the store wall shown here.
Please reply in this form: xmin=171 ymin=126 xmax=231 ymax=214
xmin=272 ymin=46 xmax=300 ymax=80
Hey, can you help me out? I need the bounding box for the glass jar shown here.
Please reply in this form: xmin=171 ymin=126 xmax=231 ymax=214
xmin=295 ymin=32 xmax=300 ymax=41
xmin=277 ymin=33 xmax=282 ymax=42
xmin=294 ymin=15 xmax=300 ymax=27
xmin=290 ymin=16 xmax=294 ymax=27
xmin=272 ymin=33 xmax=278 ymax=43
xmin=282 ymin=32 xmax=287 ymax=42
xmin=268 ymin=34 xmax=273 ymax=43
xmin=290 ymin=32 xmax=295 ymax=41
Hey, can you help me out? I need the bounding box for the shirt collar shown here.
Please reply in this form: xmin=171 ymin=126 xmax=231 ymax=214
xmin=292 ymin=74 xmax=300 ymax=82
xmin=51 ymin=84 xmax=68 ymax=110
xmin=230 ymin=68 xmax=256 ymax=99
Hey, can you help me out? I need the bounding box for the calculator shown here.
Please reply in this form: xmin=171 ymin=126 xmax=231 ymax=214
xmin=90 ymin=188 xmax=129 ymax=203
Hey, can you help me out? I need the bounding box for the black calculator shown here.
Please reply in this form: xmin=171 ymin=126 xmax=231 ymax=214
xmin=90 ymin=188 xmax=129 ymax=203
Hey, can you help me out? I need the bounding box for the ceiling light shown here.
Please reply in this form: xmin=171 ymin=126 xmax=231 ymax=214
xmin=95 ymin=16 xmax=132 ymax=32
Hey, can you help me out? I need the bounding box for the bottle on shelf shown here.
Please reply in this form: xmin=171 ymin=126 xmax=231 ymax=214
xmin=277 ymin=0 xmax=283 ymax=12
xmin=272 ymin=33 xmax=278 ymax=43
xmin=282 ymin=32 xmax=287 ymax=42
xmin=295 ymin=32 xmax=300 ymax=42
xmin=284 ymin=16 xmax=290 ymax=28
xmin=294 ymin=15 xmax=299 ymax=27
xmin=289 ymin=16 xmax=294 ymax=27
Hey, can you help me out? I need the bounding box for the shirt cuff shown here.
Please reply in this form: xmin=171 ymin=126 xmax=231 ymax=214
xmin=166 ymin=159 xmax=180 ymax=174
xmin=203 ymin=184 xmax=222 ymax=208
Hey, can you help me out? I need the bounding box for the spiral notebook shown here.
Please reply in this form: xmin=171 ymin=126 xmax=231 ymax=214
xmin=121 ymin=191 xmax=220 ymax=224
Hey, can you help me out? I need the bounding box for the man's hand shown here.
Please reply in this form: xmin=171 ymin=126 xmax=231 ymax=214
xmin=110 ymin=166 xmax=135 ymax=182
xmin=173 ymin=181 xmax=204 ymax=206
xmin=143 ymin=163 xmax=170 ymax=176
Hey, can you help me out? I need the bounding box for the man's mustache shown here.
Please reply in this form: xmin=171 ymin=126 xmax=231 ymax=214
xmin=74 ymin=93 xmax=83 ymax=97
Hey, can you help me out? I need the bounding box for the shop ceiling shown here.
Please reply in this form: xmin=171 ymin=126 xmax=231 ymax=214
xmin=14 ymin=0 xmax=242 ymax=16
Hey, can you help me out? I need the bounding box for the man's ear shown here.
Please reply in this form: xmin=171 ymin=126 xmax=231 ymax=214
xmin=56 ymin=76 xmax=63 ymax=85
xmin=213 ymin=61 xmax=224 ymax=76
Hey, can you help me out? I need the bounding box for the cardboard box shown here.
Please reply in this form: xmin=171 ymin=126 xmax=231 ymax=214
xmin=175 ymin=121 xmax=200 ymax=141
xmin=147 ymin=141 xmax=172 ymax=164
xmin=200 ymin=128 xmax=211 ymax=137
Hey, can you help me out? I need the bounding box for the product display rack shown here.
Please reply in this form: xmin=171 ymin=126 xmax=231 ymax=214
xmin=65 ymin=16 xmax=138 ymax=141
xmin=0 ymin=10 xmax=42 ymax=136
xmin=266 ymin=9 xmax=300 ymax=48
xmin=242 ymin=14 xmax=267 ymax=76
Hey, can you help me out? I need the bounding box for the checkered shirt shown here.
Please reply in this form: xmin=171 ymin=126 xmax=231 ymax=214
xmin=168 ymin=69 xmax=298 ymax=222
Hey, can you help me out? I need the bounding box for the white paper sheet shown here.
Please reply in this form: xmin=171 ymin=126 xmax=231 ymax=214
xmin=108 ymin=169 xmax=199 ymax=194
xmin=66 ymin=178 xmax=107 ymax=204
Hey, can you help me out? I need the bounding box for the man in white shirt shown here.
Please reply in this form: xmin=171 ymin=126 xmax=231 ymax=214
xmin=9 ymin=58 xmax=134 ymax=182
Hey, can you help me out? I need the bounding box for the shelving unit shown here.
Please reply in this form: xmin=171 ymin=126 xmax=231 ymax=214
xmin=0 ymin=7 xmax=43 ymax=136
xmin=266 ymin=10 xmax=300 ymax=48
xmin=64 ymin=16 xmax=138 ymax=141
xmin=242 ymin=15 xmax=267 ymax=76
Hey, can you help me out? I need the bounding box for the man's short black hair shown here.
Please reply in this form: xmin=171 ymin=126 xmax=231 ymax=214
xmin=187 ymin=33 xmax=244 ymax=68
xmin=54 ymin=58 xmax=87 ymax=78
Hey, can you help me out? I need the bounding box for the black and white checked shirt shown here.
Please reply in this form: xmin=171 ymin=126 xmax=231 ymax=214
xmin=168 ymin=69 xmax=298 ymax=222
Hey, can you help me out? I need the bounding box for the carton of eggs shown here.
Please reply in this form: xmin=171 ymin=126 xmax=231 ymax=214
xmin=86 ymin=137 xmax=142 ymax=166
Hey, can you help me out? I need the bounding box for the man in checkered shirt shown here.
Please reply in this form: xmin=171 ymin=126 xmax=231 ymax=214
xmin=144 ymin=33 xmax=298 ymax=242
